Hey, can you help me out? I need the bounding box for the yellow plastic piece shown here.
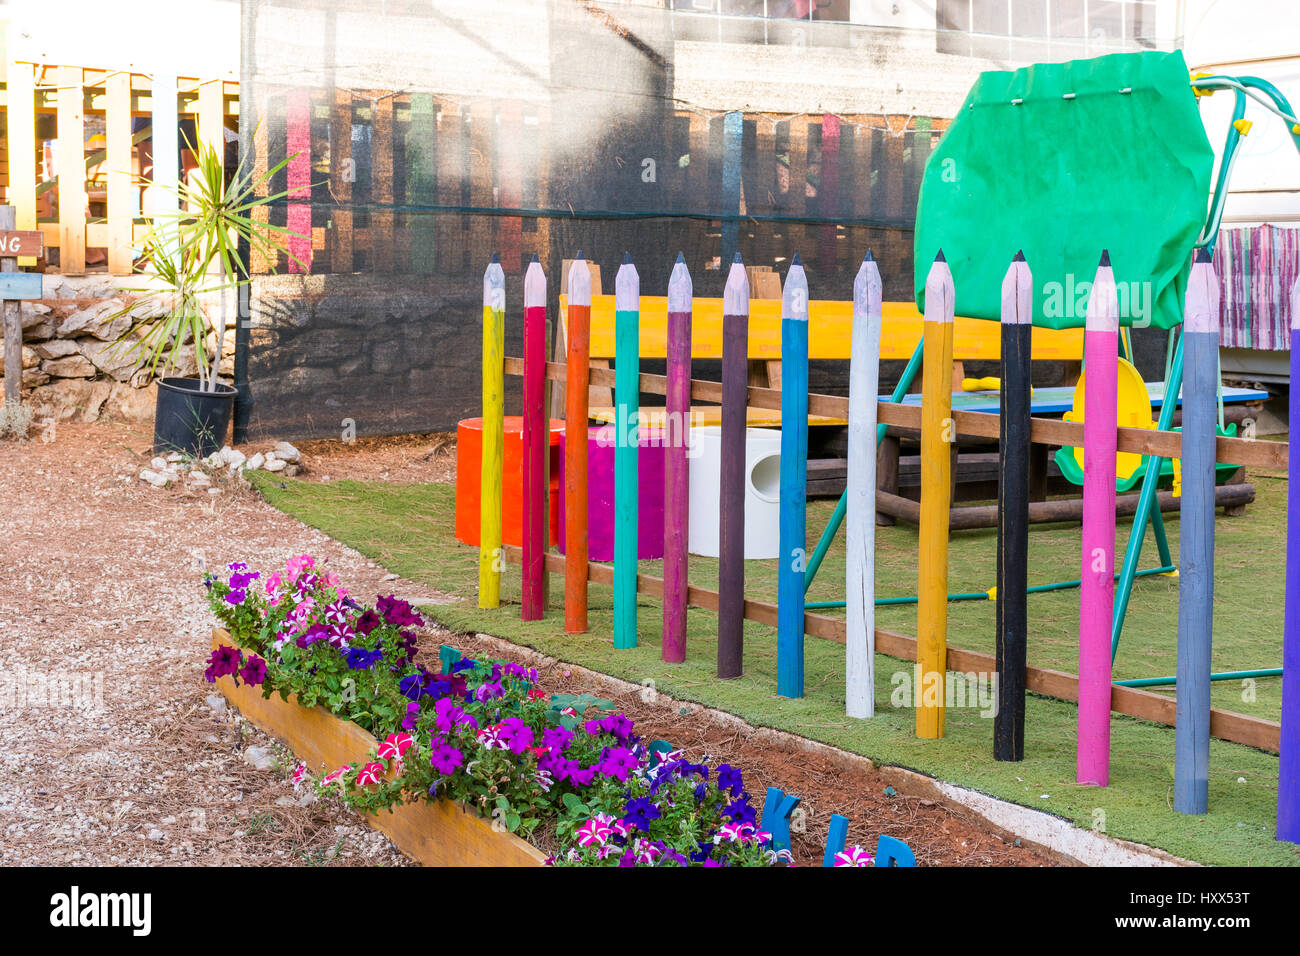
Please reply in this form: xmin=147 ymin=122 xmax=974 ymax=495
xmin=1160 ymin=569 xmax=1180 ymax=579
xmin=1191 ymin=72 xmax=1216 ymax=97
xmin=1171 ymin=456 xmax=1182 ymax=498
xmin=986 ymin=586 xmax=997 ymax=601
xmin=1233 ymin=118 xmax=1253 ymax=136
xmin=562 ymin=295 xmax=1084 ymax=363
xmin=1062 ymin=358 xmax=1157 ymax=482
xmin=1291 ymin=123 xmax=1300 ymax=135
xmin=962 ymin=376 xmax=1001 ymax=392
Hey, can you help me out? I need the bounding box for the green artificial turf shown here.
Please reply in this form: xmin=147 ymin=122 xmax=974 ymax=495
xmin=250 ymin=468 xmax=1298 ymax=866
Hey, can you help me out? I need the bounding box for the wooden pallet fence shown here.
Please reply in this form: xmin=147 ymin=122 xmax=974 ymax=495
xmin=2 ymin=61 xmax=237 ymax=273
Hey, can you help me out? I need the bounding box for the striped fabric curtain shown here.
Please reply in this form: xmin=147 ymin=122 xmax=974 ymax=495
xmin=1212 ymin=224 xmax=1299 ymax=351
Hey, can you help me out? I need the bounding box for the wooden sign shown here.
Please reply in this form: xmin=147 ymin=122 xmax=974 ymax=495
xmin=0 ymin=230 xmax=43 ymax=258
xmin=0 ymin=273 xmax=44 ymax=299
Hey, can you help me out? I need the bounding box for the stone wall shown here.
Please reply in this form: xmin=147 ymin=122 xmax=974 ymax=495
xmin=0 ymin=274 xmax=234 ymax=425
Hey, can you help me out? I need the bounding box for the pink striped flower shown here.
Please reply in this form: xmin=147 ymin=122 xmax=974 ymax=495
xmin=322 ymin=764 xmax=352 ymax=787
xmin=633 ymin=839 xmax=661 ymax=865
xmin=576 ymin=818 xmax=612 ymax=847
xmin=291 ymin=762 xmax=308 ymax=789
xmin=476 ymin=725 xmax=507 ymax=751
xmin=834 ymin=846 xmax=874 ymax=867
xmin=356 ymin=762 xmax=385 ymax=787
xmin=378 ymin=732 xmax=414 ymax=762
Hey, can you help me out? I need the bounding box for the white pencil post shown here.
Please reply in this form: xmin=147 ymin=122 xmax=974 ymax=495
xmin=846 ymin=251 xmax=882 ymax=719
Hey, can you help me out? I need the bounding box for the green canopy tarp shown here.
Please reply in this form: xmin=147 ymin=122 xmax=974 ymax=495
xmin=914 ymin=50 xmax=1213 ymax=330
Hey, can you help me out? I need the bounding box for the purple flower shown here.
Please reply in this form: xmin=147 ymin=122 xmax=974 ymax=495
xmin=295 ymin=624 xmax=329 ymax=649
xmin=355 ymin=609 xmax=382 ymax=635
xmin=239 ymin=654 xmax=267 ymax=686
xmin=497 ymin=717 xmax=534 ymax=756
xmin=430 ymin=743 xmax=464 ymax=776
xmin=401 ymin=701 xmax=420 ymax=731
xmin=474 ymin=680 xmax=503 ymax=702
xmin=204 ymin=644 xmax=242 ymax=683
xmin=542 ymin=726 xmax=574 ymax=753
xmin=345 ymin=646 xmax=383 ymax=670
xmin=224 ymin=588 xmax=247 ymax=606
xmin=722 ymin=794 xmax=757 ymax=825
xmin=623 ymin=797 xmax=662 ymax=833
xmin=399 ymin=673 xmax=425 ymax=701
xmin=434 ymin=697 xmax=477 ymax=733
xmin=716 ymin=763 xmax=743 ymax=796
xmin=598 ymin=747 xmax=637 ymax=782
xmin=377 ymin=594 xmax=425 ymax=628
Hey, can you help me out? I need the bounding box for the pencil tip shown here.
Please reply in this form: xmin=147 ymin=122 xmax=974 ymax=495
xmin=733 ymin=252 xmax=743 ymax=264
xmin=574 ymin=250 xmax=583 ymax=260
xmin=675 ymin=251 xmax=686 ymax=264
xmin=1099 ymin=249 xmax=1111 ymax=267
xmin=863 ymin=249 xmax=874 ymax=262
xmin=934 ymin=249 xmax=945 ymax=263
xmin=530 ymin=253 xmax=539 ymax=264
xmin=490 ymin=252 xmax=499 ymax=263
xmin=1194 ymin=247 xmax=1212 ymax=263
xmin=791 ymin=251 xmax=802 ymax=266
xmin=1013 ymin=249 xmax=1025 ymax=262
xmin=623 ymin=251 xmax=632 ymax=264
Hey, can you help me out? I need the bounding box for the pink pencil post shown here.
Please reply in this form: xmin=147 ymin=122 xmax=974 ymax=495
xmin=521 ymin=255 xmax=547 ymax=621
xmin=1078 ymin=250 xmax=1119 ymax=787
xmin=662 ymin=253 xmax=692 ymax=664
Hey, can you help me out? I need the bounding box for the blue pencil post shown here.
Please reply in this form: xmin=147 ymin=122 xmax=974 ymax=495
xmin=777 ymin=254 xmax=810 ymax=699
xmin=720 ymin=111 xmax=742 ymax=266
xmin=1175 ymin=249 xmax=1220 ymax=815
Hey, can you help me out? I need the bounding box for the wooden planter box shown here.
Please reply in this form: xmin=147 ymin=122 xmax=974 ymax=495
xmin=210 ymin=630 xmax=546 ymax=867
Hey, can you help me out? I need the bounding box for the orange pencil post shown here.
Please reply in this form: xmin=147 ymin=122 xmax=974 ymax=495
xmin=564 ymin=255 xmax=592 ymax=633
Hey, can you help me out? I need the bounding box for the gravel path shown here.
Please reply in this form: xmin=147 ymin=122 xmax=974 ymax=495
xmin=0 ymin=422 xmax=437 ymax=866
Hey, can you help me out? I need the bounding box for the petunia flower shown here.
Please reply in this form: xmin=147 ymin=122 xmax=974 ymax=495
xmin=291 ymin=762 xmax=308 ymax=789
xmin=321 ymin=764 xmax=352 ymax=787
xmin=378 ymin=732 xmax=415 ymax=762
xmin=576 ymin=818 xmax=612 ymax=847
xmin=598 ymin=747 xmax=637 ymax=782
xmin=355 ymin=762 xmax=385 ymax=786
xmin=239 ymin=654 xmax=268 ymax=686
xmin=204 ymin=644 xmax=243 ymax=683
xmin=430 ymin=743 xmax=464 ymax=776
xmin=834 ymin=846 xmax=874 ymax=867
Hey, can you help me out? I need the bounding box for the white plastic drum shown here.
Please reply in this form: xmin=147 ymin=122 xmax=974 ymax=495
xmin=687 ymin=426 xmax=782 ymax=559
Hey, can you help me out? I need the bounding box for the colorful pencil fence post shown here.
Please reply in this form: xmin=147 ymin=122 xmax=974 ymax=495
xmin=521 ymin=255 xmax=547 ymax=621
xmin=777 ymin=253 xmax=810 ymax=699
xmin=663 ymin=253 xmax=692 ymax=664
xmin=1175 ymin=248 xmax=1221 ymax=815
xmin=916 ymin=251 xmax=954 ymax=738
xmin=718 ymin=253 xmax=749 ymax=679
xmin=1281 ymin=271 xmax=1300 ymax=844
xmin=479 ymin=254 xmax=506 ymax=610
xmin=1078 ymin=250 xmax=1119 ymax=787
xmin=565 ymin=255 xmax=592 ymax=634
xmin=995 ymin=251 xmax=1032 ymax=760
xmin=613 ymin=254 xmax=640 ymax=650
xmin=846 ymin=251 xmax=881 ymax=718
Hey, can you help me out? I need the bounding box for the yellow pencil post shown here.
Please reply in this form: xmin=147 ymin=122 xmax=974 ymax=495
xmin=917 ymin=251 xmax=954 ymax=739
xmin=479 ymin=255 xmax=506 ymax=609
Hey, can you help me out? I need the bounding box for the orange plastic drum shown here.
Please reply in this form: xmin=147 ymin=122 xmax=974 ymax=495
xmin=456 ymin=417 xmax=563 ymax=548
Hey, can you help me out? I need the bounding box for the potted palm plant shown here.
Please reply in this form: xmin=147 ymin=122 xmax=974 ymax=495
xmin=113 ymin=136 xmax=303 ymax=457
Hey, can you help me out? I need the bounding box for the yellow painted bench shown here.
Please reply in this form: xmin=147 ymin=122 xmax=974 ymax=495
xmin=558 ymin=293 xmax=1084 ymax=428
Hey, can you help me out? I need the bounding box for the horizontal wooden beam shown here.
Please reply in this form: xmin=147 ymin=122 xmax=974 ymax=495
xmin=503 ymin=357 xmax=1286 ymax=470
xmin=495 ymin=543 xmax=1279 ymax=751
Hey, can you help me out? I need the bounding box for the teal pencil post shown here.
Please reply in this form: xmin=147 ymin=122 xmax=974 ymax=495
xmin=613 ymin=254 xmax=640 ymax=649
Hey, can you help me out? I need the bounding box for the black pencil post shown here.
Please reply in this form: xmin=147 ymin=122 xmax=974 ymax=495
xmin=995 ymin=251 xmax=1032 ymax=761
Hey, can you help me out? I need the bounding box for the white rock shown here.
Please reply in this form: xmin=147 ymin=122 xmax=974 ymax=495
xmin=165 ymin=452 xmax=185 ymax=463
xmin=205 ymin=452 xmax=223 ymax=468
xmin=147 ymin=829 xmax=164 ymax=842
xmin=218 ymin=445 xmax=235 ymax=464
xmin=264 ymin=458 xmax=286 ymax=473
xmin=139 ymin=469 xmax=169 ymax=488
xmin=205 ymin=694 xmax=226 ymax=715
xmin=243 ymin=746 xmax=275 ymax=771
xmin=189 ymin=471 xmax=211 ymax=486
xmin=150 ymin=456 xmax=168 ymax=471
xmin=274 ymin=441 xmax=302 ymax=463
xmin=207 ymin=487 xmax=223 ymax=496
xmin=224 ymin=449 xmax=246 ymax=470
xmin=245 ymin=452 xmax=265 ymax=471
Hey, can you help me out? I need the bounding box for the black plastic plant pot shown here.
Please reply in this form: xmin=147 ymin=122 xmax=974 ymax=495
xmin=153 ymin=377 xmax=237 ymax=458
